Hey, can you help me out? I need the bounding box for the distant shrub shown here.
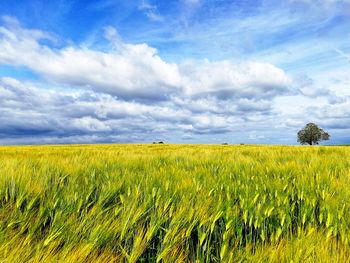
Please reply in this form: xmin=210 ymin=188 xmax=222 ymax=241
xmin=152 ymin=141 xmax=164 ymax=144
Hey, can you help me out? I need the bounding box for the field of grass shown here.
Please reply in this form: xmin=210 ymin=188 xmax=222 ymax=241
xmin=0 ymin=144 xmax=349 ymax=262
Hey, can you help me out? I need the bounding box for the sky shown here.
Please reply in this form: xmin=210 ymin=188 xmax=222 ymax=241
xmin=0 ymin=0 xmax=349 ymax=145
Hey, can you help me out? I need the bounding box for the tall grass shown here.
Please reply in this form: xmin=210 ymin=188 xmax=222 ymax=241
xmin=0 ymin=144 xmax=349 ymax=262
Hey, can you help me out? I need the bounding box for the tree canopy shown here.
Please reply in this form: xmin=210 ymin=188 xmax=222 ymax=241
xmin=297 ymin=123 xmax=330 ymax=145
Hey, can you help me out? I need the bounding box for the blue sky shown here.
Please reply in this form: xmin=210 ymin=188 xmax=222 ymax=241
xmin=0 ymin=0 xmax=349 ymax=145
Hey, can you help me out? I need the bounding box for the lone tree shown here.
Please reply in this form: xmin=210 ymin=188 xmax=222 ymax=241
xmin=297 ymin=123 xmax=330 ymax=145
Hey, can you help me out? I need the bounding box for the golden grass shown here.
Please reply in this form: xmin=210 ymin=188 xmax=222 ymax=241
xmin=0 ymin=144 xmax=349 ymax=262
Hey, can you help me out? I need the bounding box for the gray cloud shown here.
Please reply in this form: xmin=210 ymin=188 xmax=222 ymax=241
xmin=294 ymin=73 xmax=347 ymax=105
xmin=0 ymin=75 xmax=288 ymax=144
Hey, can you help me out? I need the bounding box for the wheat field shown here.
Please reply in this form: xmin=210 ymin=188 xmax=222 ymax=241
xmin=0 ymin=144 xmax=349 ymax=262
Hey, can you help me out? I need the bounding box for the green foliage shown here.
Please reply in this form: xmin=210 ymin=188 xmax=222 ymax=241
xmin=297 ymin=123 xmax=330 ymax=145
xmin=0 ymin=144 xmax=349 ymax=262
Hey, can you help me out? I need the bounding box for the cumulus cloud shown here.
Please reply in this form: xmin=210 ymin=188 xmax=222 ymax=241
xmin=0 ymin=77 xmax=174 ymax=143
xmin=180 ymin=60 xmax=292 ymax=99
xmin=0 ymin=18 xmax=181 ymax=101
xmin=0 ymin=17 xmax=292 ymax=102
xmin=3 ymin=17 xmax=333 ymax=145
xmin=0 ymin=75 xmax=287 ymax=144
xmin=2 ymin=71 xmax=349 ymax=145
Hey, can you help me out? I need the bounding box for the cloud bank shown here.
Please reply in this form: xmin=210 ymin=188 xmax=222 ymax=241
xmin=0 ymin=16 xmax=349 ymax=145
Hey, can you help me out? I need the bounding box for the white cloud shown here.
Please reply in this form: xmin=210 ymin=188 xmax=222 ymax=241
xmin=0 ymin=75 xmax=291 ymax=144
xmin=180 ymin=60 xmax=292 ymax=98
xmin=3 ymin=17 xmax=348 ymax=144
xmin=0 ymin=20 xmax=181 ymax=101
xmin=0 ymin=18 xmax=292 ymax=103
xmin=138 ymin=0 xmax=164 ymax=22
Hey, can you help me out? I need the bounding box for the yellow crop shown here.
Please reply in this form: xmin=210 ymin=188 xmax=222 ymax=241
xmin=0 ymin=144 xmax=349 ymax=262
